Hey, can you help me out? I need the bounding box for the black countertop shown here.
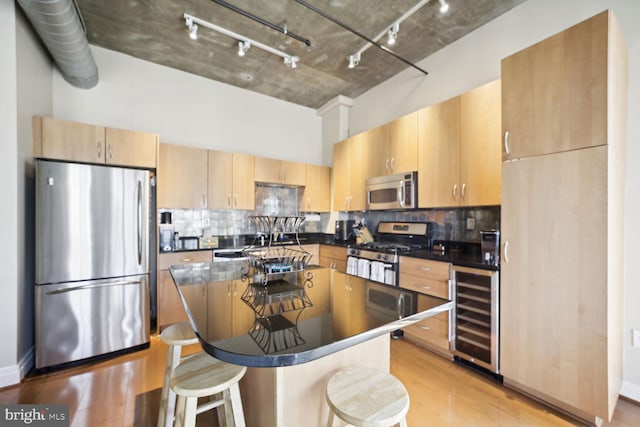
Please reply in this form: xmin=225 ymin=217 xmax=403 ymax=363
xmin=169 ymin=261 xmax=452 ymax=367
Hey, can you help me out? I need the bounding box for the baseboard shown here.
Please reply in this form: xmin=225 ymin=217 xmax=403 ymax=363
xmin=0 ymin=346 xmax=34 ymax=389
xmin=620 ymin=380 xmax=640 ymax=403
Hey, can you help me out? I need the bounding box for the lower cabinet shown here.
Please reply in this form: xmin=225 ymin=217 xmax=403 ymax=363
xmin=157 ymin=251 xmax=212 ymax=330
xmin=331 ymin=271 xmax=367 ymax=337
xmin=207 ymin=280 xmax=255 ymax=339
xmin=399 ymin=256 xmax=452 ymax=358
xmin=299 ymin=244 xmax=320 ymax=266
xmin=298 ymin=267 xmax=330 ymax=321
xmin=319 ymin=245 xmax=347 ymax=273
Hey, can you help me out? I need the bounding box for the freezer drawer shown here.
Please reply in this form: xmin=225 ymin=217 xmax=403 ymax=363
xmin=35 ymin=275 xmax=150 ymax=369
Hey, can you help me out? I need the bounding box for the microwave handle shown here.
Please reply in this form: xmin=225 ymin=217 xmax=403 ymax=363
xmin=398 ymin=180 xmax=406 ymax=207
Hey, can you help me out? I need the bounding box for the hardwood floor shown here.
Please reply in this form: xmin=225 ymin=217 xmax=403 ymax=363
xmin=1 ymin=336 xmax=638 ymax=426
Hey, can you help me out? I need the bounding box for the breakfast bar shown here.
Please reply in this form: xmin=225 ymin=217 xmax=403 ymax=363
xmin=170 ymin=259 xmax=452 ymax=427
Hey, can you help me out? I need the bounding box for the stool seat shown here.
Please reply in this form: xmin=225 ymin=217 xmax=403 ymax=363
xmin=157 ymin=322 xmax=200 ymax=427
xmin=171 ymin=353 xmax=247 ymax=427
xmin=326 ymin=367 xmax=409 ymax=427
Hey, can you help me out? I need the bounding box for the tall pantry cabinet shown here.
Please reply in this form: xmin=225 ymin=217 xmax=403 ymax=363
xmin=500 ymin=11 xmax=626 ymax=424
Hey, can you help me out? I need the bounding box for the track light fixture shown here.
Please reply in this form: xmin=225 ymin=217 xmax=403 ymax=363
xmin=183 ymin=13 xmax=299 ymax=69
xmin=348 ymin=53 xmax=361 ymax=69
xmin=439 ymin=0 xmax=450 ymax=14
xmin=340 ymin=0 xmax=430 ymax=73
xmin=185 ymin=16 xmax=198 ymax=40
xmin=387 ymin=22 xmax=399 ymax=46
xmin=238 ymin=40 xmax=250 ymax=57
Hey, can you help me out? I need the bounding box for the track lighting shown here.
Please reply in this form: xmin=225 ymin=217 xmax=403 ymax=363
xmin=348 ymin=53 xmax=361 ymax=69
xmin=183 ymin=13 xmax=299 ymax=69
xmin=387 ymin=23 xmax=399 ymax=46
xmin=439 ymin=0 xmax=450 ymax=14
xmin=284 ymin=55 xmax=299 ymax=68
xmin=238 ymin=40 xmax=250 ymax=57
xmin=185 ymin=16 xmax=198 ymax=40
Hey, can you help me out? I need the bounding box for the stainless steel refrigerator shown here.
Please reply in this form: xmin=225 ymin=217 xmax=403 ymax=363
xmin=35 ymin=160 xmax=150 ymax=370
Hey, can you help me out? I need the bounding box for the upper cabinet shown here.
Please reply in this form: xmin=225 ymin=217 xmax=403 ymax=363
xmin=301 ymin=164 xmax=331 ymax=212
xmin=502 ymin=13 xmax=608 ymax=160
xmin=208 ymin=150 xmax=255 ymax=210
xmin=368 ymin=112 xmax=418 ymax=177
xmin=33 ymin=116 xmax=159 ymax=168
xmin=158 ymin=142 xmax=208 ymax=209
xmin=255 ymin=157 xmax=305 ymax=186
xmin=332 ymin=133 xmax=368 ymax=211
xmin=418 ymin=80 xmax=501 ymax=208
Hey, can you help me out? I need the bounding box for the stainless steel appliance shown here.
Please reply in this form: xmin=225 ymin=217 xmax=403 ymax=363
xmin=334 ymin=219 xmax=356 ymax=242
xmin=450 ymin=265 xmax=500 ymax=373
xmin=480 ymin=230 xmax=500 ymax=266
xmin=35 ymin=160 xmax=151 ymax=370
xmin=346 ymin=222 xmax=435 ymax=286
xmin=213 ymin=248 xmax=248 ymax=262
xmin=366 ymin=171 xmax=418 ymax=210
xmin=365 ymin=281 xmax=416 ymax=321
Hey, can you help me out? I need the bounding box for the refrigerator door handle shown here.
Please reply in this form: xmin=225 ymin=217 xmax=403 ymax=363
xmin=46 ymin=280 xmax=143 ymax=295
xmin=137 ymin=179 xmax=143 ymax=266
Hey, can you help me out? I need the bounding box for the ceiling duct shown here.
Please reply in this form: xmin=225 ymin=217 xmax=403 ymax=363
xmin=17 ymin=0 xmax=98 ymax=89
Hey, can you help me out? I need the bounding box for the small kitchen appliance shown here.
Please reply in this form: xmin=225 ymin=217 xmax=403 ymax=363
xmin=334 ymin=220 xmax=356 ymax=242
xmin=159 ymin=211 xmax=174 ymax=252
xmin=480 ymin=230 xmax=500 ymax=266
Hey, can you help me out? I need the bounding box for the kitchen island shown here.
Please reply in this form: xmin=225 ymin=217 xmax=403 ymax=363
xmin=170 ymin=260 xmax=452 ymax=426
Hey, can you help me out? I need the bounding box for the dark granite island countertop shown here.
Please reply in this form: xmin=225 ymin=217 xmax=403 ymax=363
xmin=169 ymin=260 xmax=452 ymax=368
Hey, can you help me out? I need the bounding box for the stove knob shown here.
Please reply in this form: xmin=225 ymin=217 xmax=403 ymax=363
xmin=376 ymin=254 xmax=382 ymax=260
xmin=383 ymin=255 xmax=389 ymax=261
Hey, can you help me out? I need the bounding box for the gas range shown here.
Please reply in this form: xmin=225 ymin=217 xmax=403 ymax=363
xmin=345 ymin=222 xmax=435 ymax=286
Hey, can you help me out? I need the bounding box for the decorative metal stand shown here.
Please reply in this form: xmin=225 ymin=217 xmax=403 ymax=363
xmin=240 ymin=216 xmax=314 ymax=353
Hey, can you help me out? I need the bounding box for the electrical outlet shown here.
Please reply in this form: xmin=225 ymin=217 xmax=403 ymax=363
xmin=466 ymin=218 xmax=476 ymax=230
xmin=633 ymin=329 xmax=640 ymax=348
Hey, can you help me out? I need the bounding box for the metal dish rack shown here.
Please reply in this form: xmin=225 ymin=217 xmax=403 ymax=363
xmin=240 ymin=215 xmax=314 ymax=353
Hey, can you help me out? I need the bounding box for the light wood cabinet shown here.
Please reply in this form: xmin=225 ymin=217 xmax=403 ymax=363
xmin=418 ymin=80 xmax=501 ymax=208
xmin=158 ymin=143 xmax=208 ymax=209
xmin=368 ymin=112 xmax=418 ymax=177
xmin=500 ymin=11 xmax=626 ymax=424
xmin=255 ymin=157 xmax=306 ymax=186
xmin=208 ymin=150 xmax=255 ymax=210
xmin=501 ymin=13 xmax=608 ymax=160
xmin=207 ymin=280 xmax=255 ymax=338
xmin=332 ymin=134 xmax=368 ymax=211
xmin=301 ymin=164 xmax=331 ymax=212
xmin=298 ymin=267 xmax=330 ymax=321
xmin=331 ymin=271 xmax=367 ymax=337
xmin=319 ymin=245 xmax=347 ymax=273
xmin=299 ymin=244 xmax=320 ymax=265
xmin=104 ymin=127 xmax=158 ymax=169
xmin=33 ymin=116 xmax=159 ymax=168
xmin=157 ymin=251 xmax=212 ymax=330
xmin=399 ymin=257 xmax=452 ymax=358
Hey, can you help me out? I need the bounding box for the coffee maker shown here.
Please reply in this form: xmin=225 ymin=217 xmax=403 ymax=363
xmin=334 ymin=220 xmax=356 ymax=242
xmin=480 ymin=230 xmax=500 ymax=266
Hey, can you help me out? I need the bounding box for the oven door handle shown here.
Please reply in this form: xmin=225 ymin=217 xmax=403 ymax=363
xmin=397 ymin=292 xmax=405 ymax=319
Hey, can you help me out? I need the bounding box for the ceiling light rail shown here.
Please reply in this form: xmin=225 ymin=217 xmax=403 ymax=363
xmin=294 ymin=0 xmax=428 ymax=75
xmin=210 ymin=0 xmax=311 ymax=47
xmin=183 ymin=13 xmax=300 ymax=68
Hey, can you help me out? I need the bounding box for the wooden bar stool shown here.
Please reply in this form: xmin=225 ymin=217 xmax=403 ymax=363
xmin=170 ymin=352 xmax=247 ymax=427
xmin=326 ymin=366 xmax=409 ymax=427
xmin=157 ymin=321 xmax=199 ymax=427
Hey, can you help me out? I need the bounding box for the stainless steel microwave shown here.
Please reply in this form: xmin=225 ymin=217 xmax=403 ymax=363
xmin=366 ymin=171 xmax=418 ymax=210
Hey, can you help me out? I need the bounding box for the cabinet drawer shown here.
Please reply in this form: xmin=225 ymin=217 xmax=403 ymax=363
xmin=403 ymin=313 xmax=449 ymax=352
xmin=320 ymin=245 xmax=346 ymax=259
xmin=400 ymin=257 xmax=450 ymax=280
xmin=158 ymin=250 xmax=212 ymax=270
xmin=400 ymin=275 xmax=449 ymax=299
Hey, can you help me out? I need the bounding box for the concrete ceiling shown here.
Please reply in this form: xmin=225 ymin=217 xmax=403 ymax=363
xmin=75 ymin=0 xmax=526 ymax=109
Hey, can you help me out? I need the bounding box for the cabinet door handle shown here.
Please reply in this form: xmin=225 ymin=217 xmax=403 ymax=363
xmin=418 ymin=325 xmax=431 ymax=331
xmin=227 ymin=283 xmax=231 ymax=296
xmin=201 ymin=195 xmax=206 ymax=207
xmin=385 ymin=159 xmax=389 ymax=172
xmin=227 ymin=193 xmax=231 ymax=207
xmin=234 ymin=194 xmax=238 ymax=207
xmin=452 ymin=184 xmax=458 ymax=200
xmin=420 ymin=267 xmax=431 ymax=271
xmin=419 ymin=285 xmax=431 ymax=290
xmin=504 ymin=241 xmax=509 ymax=263
xmin=180 ymin=258 xmax=193 ymax=262
xmin=390 ymin=157 xmax=395 ymax=173
xmin=97 ymin=142 xmax=102 ymax=158
xmin=108 ymin=143 xmax=112 ymax=160
xmin=461 ymin=183 xmax=466 ymax=200
xmin=504 ymin=131 xmax=510 ymax=155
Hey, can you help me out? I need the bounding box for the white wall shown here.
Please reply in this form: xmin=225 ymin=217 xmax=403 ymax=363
xmin=53 ymin=46 xmax=324 ymax=164
xmin=346 ymin=0 xmax=640 ymax=400
xmin=0 ymin=0 xmax=19 ymax=387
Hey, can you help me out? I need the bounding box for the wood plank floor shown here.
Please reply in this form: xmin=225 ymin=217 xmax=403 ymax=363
xmin=1 ymin=335 xmax=638 ymax=426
